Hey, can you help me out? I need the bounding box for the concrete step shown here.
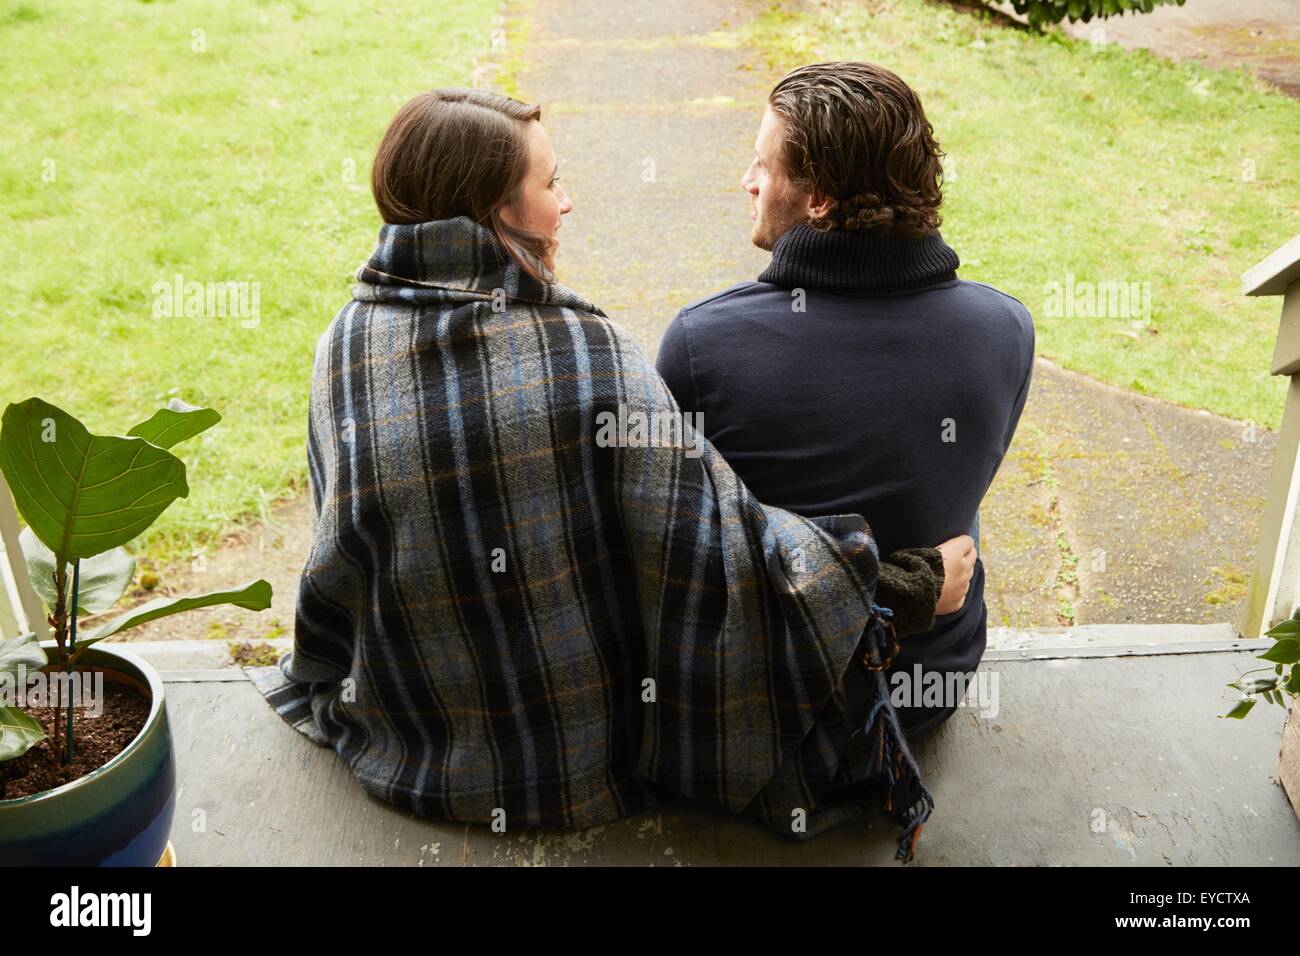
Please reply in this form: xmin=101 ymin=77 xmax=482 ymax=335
xmin=105 ymin=632 xmax=1300 ymax=865
xmin=118 ymin=622 xmax=1250 ymax=676
xmin=159 ymin=648 xmax=1298 ymax=865
xmin=985 ymin=622 xmax=1255 ymax=659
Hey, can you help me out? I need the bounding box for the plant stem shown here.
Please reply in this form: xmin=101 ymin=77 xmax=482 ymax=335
xmin=64 ymin=560 xmax=79 ymax=765
xmin=51 ymin=563 xmax=67 ymax=749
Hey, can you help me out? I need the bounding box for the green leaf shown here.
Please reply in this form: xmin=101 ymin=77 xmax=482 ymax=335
xmin=127 ymin=399 xmax=221 ymax=450
xmin=1221 ymin=698 xmax=1257 ymax=719
xmin=19 ymin=527 xmax=134 ymax=616
xmin=78 ymin=579 xmax=273 ymax=647
xmin=0 ymin=632 xmax=47 ymax=680
xmin=1266 ymin=619 xmax=1300 ymax=639
xmin=1259 ymin=638 xmax=1300 ymax=665
xmin=0 ymin=705 xmax=46 ymax=762
xmin=0 ymin=398 xmax=188 ymax=560
xmin=1286 ymin=667 xmax=1300 ymax=695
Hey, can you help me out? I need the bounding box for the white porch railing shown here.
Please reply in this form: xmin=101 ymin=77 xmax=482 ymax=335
xmin=1242 ymin=233 xmax=1300 ymax=637
xmin=0 ymin=471 xmax=47 ymax=641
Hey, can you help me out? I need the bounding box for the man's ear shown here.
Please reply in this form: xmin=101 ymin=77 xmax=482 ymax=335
xmin=808 ymin=189 xmax=835 ymax=223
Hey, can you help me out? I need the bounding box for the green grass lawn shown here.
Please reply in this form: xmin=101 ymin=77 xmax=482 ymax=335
xmin=744 ymin=0 xmax=1300 ymax=431
xmin=0 ymin=0 xmax=504 ymax=564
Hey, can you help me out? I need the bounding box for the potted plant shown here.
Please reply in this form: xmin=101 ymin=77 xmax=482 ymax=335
xmin=1222 ymin=610 xmax=1300 ymax=821
xmin=0 ymin=397 xmax=272 ymax=865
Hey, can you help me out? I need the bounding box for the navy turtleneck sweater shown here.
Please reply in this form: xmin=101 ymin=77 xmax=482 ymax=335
xmin=657 ymin=223 xmax=1035 ymax=736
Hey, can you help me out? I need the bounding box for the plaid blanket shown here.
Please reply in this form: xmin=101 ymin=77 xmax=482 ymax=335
xmin=247 ymin=216 xmax=933 ymax=860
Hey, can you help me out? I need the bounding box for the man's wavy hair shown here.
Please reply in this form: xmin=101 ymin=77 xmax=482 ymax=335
xmin=768 ymin=62 xmax=945 ymax=238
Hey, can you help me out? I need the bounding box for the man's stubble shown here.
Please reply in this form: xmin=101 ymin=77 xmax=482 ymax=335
xmin=752 ymin=182 xmax=810 ymax=252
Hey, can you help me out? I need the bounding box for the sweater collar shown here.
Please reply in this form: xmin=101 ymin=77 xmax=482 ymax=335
xmin=353 ymin=216 xmax=602 ymax=314
xmin=757 ymin=223 xmax=960 ymax=294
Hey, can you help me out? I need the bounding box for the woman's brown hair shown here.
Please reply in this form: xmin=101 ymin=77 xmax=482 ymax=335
xmin=768 ymin=62 xmax=945 ymax=239
xmin=371 ymin=89 xmax=552 ymax=282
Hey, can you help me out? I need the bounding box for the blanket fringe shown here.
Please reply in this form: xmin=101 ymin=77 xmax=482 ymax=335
xmin=862 ymin=607 xmax=935 ymax=864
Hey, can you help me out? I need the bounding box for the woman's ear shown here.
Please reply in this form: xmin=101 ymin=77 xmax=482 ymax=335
xmin=498 ymin=196 xmax=521 ymax=230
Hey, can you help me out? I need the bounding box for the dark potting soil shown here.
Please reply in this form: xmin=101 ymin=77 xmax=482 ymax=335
xmin=0 ymin=681 xmax=149 ymax=800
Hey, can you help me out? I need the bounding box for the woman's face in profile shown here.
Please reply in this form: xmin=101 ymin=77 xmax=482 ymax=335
xmin=501 ymin=120 xmax=573 ymax=271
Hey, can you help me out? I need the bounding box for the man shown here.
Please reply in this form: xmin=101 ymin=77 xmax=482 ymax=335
xmin=657 ymin=61 xmax=1035 ymax=741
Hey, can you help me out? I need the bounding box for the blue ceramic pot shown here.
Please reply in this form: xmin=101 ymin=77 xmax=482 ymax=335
xmin=0 ymin=642 xmax=175 ymax=866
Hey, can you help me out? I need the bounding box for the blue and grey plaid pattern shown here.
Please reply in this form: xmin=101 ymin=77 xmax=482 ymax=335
xmin=247 ymin=216 xmax=932 ymax=859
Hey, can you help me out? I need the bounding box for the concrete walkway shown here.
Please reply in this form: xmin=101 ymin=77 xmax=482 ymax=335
xmin=140 ymin=634 xmax=1300 ymax=865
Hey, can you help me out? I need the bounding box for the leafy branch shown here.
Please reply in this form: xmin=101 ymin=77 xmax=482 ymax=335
xmin=1222 ymin=613 xmax=1300 ymax=720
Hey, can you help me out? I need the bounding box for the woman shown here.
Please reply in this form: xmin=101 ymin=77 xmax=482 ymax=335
xmin=250 ymin=89 xmax=973 ymax=861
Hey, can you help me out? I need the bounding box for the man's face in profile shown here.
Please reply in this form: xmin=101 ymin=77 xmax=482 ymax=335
xmin=742 ymin=106 xmax=815 ymax=251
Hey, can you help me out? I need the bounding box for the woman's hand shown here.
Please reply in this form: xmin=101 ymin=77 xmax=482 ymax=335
xmin=935 ymin=534 xmax=976 ymax=615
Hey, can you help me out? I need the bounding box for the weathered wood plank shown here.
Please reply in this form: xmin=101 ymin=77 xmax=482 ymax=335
xmin=1280 ymin=699 xmax=1300 ymax=824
